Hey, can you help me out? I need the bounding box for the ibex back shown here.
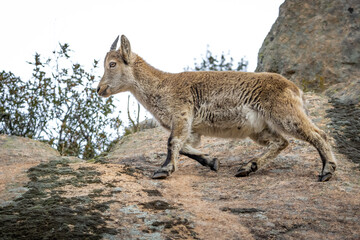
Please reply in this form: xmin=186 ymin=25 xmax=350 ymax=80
xmin=97 ymin=35 xmax=337 ymax=182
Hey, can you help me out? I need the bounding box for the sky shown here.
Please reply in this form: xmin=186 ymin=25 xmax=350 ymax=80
xmin=0 ymin=0 xmax=284 ymax=125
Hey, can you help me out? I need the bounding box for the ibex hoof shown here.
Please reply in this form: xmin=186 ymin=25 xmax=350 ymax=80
xmin=152 ymin=172 xmax=170 ymax=179
xmin=235 ymin=162 xmax=258 ymax=177
xmin=152 ymin=167 xmax=174 ymax=179
xmin=210 ymin=158 xmax=219 ymax=172
xmin=235 ymin=169 xmax=250 ymax=177
xmin=318 ymin=172 xmax=333 ymax=182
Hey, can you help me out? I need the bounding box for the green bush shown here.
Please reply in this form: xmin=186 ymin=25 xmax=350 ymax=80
xmin=186 ymin=48 xmax=248 ymax=72
xmin=0 ymin=44 xmax=122 ymax=159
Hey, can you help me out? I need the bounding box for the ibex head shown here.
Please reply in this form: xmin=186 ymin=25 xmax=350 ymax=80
xmin=97 ymin=35 xmax=134 ymax=97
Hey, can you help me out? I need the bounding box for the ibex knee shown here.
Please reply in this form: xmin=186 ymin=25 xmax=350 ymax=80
xmin=168 ymin=137 xmax=184 ymax=151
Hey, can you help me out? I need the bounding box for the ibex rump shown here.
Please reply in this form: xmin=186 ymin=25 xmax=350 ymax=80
xmin=97 ymin=35 xmax=337 ymax=182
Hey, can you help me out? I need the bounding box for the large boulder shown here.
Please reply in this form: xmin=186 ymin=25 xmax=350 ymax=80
xmin=256 ymin=0 xmax=360 ymax=103
xmin=1 ymin=93 xmax=360 ymax=239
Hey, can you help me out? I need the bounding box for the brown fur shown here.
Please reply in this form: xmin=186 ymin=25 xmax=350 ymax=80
xmin=97 ymin=35 xmax=337 ymax=181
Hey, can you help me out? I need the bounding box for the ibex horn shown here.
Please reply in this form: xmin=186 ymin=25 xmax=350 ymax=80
xmin=110 ymin=36 xmax=119 ymax=51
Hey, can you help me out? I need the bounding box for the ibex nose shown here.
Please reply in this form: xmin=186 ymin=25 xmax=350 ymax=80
xmin=97 ymin=85 xmax=110 ymax=97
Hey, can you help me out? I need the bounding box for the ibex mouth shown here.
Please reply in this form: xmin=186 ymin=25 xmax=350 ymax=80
xmin=97 ymin=85 xmax=110 ymax=97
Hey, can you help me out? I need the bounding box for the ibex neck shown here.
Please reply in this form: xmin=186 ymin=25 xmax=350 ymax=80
xmin=129 ymin=55 xmax=173 ymax=127
xmin=132 ymin=55 xmax=170 ymax=84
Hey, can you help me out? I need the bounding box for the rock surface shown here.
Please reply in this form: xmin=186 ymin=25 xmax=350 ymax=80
xmin=326 ymin=99 xmax=360 ymax=166
xmin=0 ymin=135 xmax=60 ymax=205
xmin=1 ymin=93 xmax=360 ymax=239
xmin=256 ymin=0 xmax=360 ymax=103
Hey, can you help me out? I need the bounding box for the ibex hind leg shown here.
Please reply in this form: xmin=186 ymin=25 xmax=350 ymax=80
xmin=272 ymin=111 xmax=337 ymax=182
xmin=236 ymin=127 xmax=288 ymax=177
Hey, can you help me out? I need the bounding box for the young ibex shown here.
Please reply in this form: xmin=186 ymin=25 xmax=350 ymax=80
xmin=97 ymin=35 xmax=337 ymax=182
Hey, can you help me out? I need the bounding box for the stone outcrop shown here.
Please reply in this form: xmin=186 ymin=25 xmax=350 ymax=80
xmin=256 ymin=0 xmax=360 ymax=103
xmin=1 ymin=93 xmax=360 ymax=239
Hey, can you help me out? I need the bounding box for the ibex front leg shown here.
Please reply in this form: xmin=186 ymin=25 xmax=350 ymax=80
xmin=180 ymin=144 xmax=219 ymax=171
xmin=152 ymin=114 xmax=191 ymax=179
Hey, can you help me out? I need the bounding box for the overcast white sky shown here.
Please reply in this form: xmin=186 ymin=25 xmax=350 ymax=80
xmin=0 ymin=0 xmax=284 ymax=124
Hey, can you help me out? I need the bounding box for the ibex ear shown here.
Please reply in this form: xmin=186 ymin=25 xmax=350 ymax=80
xmin=120 ymin=35 xmax=132 ymax=64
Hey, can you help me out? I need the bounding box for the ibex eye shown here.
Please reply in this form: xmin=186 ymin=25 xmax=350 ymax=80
xmin=109 ymin=62 xmax=116 ymax=68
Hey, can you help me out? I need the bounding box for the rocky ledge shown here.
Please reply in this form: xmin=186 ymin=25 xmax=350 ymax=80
xmin=1 ymin=93 xmax=359 ymax=239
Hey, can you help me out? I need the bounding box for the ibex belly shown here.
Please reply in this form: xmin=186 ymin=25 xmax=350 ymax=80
xmin=192 ymin=105 xmax=266 ymax=138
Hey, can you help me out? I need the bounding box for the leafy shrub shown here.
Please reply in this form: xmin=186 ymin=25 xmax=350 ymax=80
xmin=0 ymin=44 xmax=122 ymax=159
xmin=186 ymin=48 xmax=248 ymax=72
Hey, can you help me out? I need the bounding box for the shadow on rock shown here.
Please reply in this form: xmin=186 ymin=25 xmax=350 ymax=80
xmin=0 ymin=159 xmax=118 ymax=240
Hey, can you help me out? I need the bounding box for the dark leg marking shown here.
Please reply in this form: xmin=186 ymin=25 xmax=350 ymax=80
xmin=180 ymin=151 xmax=219 ymax=171
xmin=152 ymin=136 xmax=176 ymax=179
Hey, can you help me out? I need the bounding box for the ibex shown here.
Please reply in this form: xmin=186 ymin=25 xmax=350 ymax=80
xmin=97 ymin=35 xmax=337 ymax=182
